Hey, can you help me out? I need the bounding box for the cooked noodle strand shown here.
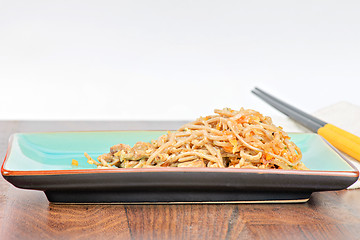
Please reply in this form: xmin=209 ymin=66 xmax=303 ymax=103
xmin=85 ymin=108 xmax=307 ymax=170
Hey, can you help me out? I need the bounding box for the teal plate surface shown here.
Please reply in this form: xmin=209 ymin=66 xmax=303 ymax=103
xmin=1 ymin=132 xmax=359 ymax=204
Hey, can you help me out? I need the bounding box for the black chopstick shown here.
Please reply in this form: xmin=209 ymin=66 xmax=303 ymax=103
xmin=251 ymin=87 xmax=326 ymax=132
xmin=253 ymin=87 xmax=327 ymax=127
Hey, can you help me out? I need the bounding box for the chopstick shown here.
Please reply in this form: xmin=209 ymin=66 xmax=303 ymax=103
xmin=252 ymin=87 xmax=360 ymax=162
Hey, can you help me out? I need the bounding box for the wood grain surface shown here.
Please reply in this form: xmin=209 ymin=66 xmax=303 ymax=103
xmin=1 ymin=121 xmax=360 ymax=240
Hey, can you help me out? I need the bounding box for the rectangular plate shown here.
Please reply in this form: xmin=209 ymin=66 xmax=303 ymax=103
xmin=1 ymin=131 xmax=359 ymax=204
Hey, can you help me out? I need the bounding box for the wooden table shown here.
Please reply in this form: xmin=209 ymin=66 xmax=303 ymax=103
xmin=1 ymin=121 xmax=360 ymax=239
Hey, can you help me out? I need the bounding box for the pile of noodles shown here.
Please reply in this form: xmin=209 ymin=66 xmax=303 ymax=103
xmin=85 ymin=108 xmax=307 ymax=170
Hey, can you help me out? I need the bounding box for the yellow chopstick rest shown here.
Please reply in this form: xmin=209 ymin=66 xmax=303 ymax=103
xmin=317 ymin=123 xmax=360 ymax=161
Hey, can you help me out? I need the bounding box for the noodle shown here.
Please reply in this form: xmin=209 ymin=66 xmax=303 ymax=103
xmin=85 ymin=108 xmax=308 ymax=170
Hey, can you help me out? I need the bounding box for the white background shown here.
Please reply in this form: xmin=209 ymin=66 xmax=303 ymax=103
xmin=1 ymin=1 xmax=359 ymax=121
